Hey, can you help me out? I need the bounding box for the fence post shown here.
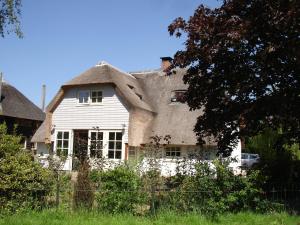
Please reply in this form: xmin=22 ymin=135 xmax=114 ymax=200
xmin=56 ymin=172 xmax=60 ymax=208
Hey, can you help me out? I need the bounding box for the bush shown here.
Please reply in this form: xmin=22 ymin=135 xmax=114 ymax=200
xmin=172 ymin=159 xmax=281 ymax=216
xmin=0 ymin=124 xmax=53 ymax=214
xmin=91 ymin=165 xmax=143 ymax=214
xmin=73 ymin=160 xmax=94 ymax=210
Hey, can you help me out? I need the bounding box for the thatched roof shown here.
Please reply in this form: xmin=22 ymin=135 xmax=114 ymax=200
xmin=33 ymin=62 xmax=215 ymax=146
xmin=0 ymin=82 xmax=45 ymax=121
xmin=131 ymin=69 xmax=215 ymax=145
xmin=31 ymin=120 xmax=46 ymax=142
xmin=47 ymin=62 xmax=154 ymax=113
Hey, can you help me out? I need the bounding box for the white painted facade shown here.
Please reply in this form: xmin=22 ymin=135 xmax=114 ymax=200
xmin=34 ymin=83 xmax=241 ymax=173
xmin=49 ymin=84 xmax=130 ymax=170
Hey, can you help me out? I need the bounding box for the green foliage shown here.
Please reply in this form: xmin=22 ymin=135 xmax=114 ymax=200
xmin=246 ymin=128 xmax=300 ymax=184
xmin=73 ymin=161 xmax=94 ymax=210
xmin=0 ymin=209 xmax=299 ymax=225
xmin=169 ymin=0 xmax=300 ymax=156
xmin=91 ymin=165 xmax=143 ymax=214
xmin=173 ymin=159 xmax=280 ymax=217
xmin=0 ymin=0 xmax=23 ymax=37
xmin=0 ymin=123 xmax=53 ymax=214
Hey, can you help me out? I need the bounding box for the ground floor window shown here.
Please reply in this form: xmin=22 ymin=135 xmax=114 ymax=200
xmin=128 ymin=146 xmax=139 ymax=160
xmin=165 ymin=147 xmax=181 ymax=157
xmin=56 ymin=131 xmax=69 ymax=157
xmin=90 ymin=131 xmax=103 ymax=158
xmin=108 ymin=132 xmax=122 ymax=159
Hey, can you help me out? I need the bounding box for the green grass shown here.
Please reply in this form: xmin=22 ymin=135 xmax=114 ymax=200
xmin=0 ymin=210 xmax=299 ymax=225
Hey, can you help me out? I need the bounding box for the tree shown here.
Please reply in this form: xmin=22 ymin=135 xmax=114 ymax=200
xmin=168 ymin=0 xmax=300 ymax=156
xmin=0 ymin=123 xmax=52 ymax=213
xmin=0 ymin=0 xmax=23 ymax=37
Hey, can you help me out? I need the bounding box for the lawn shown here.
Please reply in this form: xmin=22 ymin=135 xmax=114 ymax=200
xmin=0 ymin=210 xmax=299 ymax=225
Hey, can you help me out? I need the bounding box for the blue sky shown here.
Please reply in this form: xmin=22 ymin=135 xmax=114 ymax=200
xmin=0 ymin=0 xmax=220 ymax=107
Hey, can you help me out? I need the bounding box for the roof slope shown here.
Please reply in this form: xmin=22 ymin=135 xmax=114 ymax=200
xmin=131 ymin=69 xmax=215 ymax=145
xmin=1 ymin=82 xmax=45 ymax=121
xmin=31 ymin=120 xmax=46 ymax=142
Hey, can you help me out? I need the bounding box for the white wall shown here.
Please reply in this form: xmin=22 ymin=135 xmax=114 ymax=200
xmin=52 ymin=84 xmax=129 ymax=141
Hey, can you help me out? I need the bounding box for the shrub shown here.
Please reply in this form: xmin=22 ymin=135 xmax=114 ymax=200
xmin=173 ymin=159 xmax=281 ymax=216
xmin=73 ymin=160 xmax=94 ymax=210
xmin=0 ymin=124 xmax=53 ymax=214
xmin=92 ymin=165 xmax=143 ymax=214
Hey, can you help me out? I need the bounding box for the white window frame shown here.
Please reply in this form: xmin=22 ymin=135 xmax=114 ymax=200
xmin=88 ymin=130 xmax=124 ymax=160
xmin=165 ymin=146 xmax=181 ymax=158
xmin=54 ymin=130 xmax=71 ymax=157
xmin=90 ymin=90 xmax=103 ymax=104
xmin=88 ymin=130 xmax=104 ymax=158
xmin=107 ymin=131 xmax=123 ymax=159
xmin=78 ymin=90 xmax=90 ymax=104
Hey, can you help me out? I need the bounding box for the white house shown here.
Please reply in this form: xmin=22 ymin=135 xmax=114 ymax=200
xmin=32 ymin=58 xmax=241 ymax=174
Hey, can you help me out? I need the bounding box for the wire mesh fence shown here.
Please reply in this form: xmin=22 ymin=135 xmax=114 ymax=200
xmin=1 ymin=183 xmax=299 ymax=214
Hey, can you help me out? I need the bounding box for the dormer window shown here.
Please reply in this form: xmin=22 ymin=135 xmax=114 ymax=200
xmin=91 ymin=90 xmax=102 ymax=103
xmin=171 ymin=90 xmax=186 ymax=103
xmin=78 ymin=90 xmax=89 ymax=103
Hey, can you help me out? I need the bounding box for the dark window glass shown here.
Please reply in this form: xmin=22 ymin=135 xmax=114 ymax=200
xmin=108 ymin=150 xmax=114 ymax=159
xmin=109 ymin=132 xmax=115 ymax=140
xmin=109 ymin=141 xmax=115 ymax=149
xmin=116 ymin=141 xmax=122 ymax=150
xmin=115 ymin=151 xmax=121 ymax=159
xmin=116 ymin=132 xmax=122 ymax=140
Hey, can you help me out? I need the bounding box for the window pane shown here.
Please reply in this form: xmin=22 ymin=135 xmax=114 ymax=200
xmin=63 ymin=132 xmax=69 ymax=139
xmin=116 ymin=141 xmax=122 ymax=150
xmin=97 ymin=97 xmax=102 ymax=102
xmin=115 ymin=151 xmax=121 ymax=159
xmin=90 ymin=149 xmax=95 ymax=158
xmin=57 ymin=132 xmax=62 ymax=139
xmin=116 ymin=132 xmax=122 ymax=140
xmin=57 ymin=148 xmax=61 ymax=156
xmin=109 ymin=132 xmax=115 ymax=140
xmin=108 ymin=150 xmax=114 ymax=159
xmin=109 ymin=141 xmax=115 ymax=150
xmin=91 ymin=92 xmax=96 ymax=97
xmin=63 ymin=140 xmax=69 ymax=148
xmin=91 ymin=132 xmax=96 ymax=140
xmin=63 ymin=149 xmax=68 ymax=157
xmin=79 ymin=91 xmax=89 ymax=103
xmin=96 ymin=150 xmax=102 ymax=158
xmin=57 ymin=140 xmax=62 ymax=148
xmin=98 ymin=132 xmax=103 ymax=140
xmin=96 ymin=141 xmax=103 ymax=150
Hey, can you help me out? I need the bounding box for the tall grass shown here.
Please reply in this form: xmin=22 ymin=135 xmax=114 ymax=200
xmin=0 ymin=210 xmax=299 ymax=225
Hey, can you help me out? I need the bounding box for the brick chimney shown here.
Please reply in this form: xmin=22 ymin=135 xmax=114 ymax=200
xmin=160 ymin=57 xmax=172 ymax=72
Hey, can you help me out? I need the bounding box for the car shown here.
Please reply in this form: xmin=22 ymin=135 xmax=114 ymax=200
xmin=241 ymin=153 xmax=260 ymax=168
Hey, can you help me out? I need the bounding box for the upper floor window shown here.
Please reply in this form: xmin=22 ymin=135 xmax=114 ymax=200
xmin=91 ymin=90 xmax=102 ymax=103
xmin=78 ymin=90 xmax=103 ymax=104
xmin=171 ymin=90 xmax=186 ymax=103
xmin=78 ymin=90 xmax=89 ymax=103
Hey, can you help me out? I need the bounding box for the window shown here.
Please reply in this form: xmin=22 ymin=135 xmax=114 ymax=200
xmin=90 ymin=131 xmax=103 ymax=158
xmin=91 ymin=90 xmax=102 ymax=103
xmin=128 ymin=146 xmax=138 ymax=160
xmin=108 ymin=132 xmax=122 ymax=159
xmin=78 ymin=90 xmax=89 ymax=103
xmin=165 ymin=147 xmax=181 ymax=157
xmin=171 ymin=90 xmax=186 ymax=103
xmin=56 ymin=131 xmax=69 ymax=157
